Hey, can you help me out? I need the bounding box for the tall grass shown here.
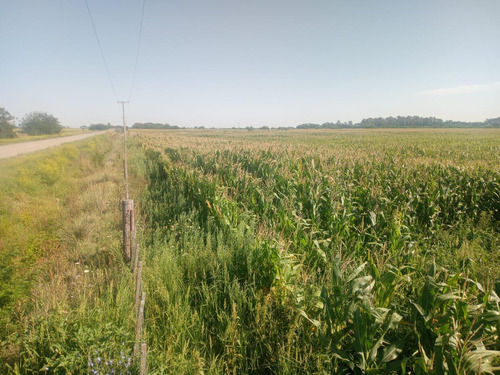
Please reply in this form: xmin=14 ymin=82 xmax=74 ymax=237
xmin=136 ymin=129 xmax=499 ymax=374
xmin=0 ymin=134 xmax=138 ymax=374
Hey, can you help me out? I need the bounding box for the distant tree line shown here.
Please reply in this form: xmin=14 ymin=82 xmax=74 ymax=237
xmin=132 ymin=122 xmax=180 ymax=129
xmin=241 ymin=125 xmax=295 ymax=131
xmin=85 ymin=116 xmax=500 ymax=131
xmin=297 ymin=116 xmax=500 ymax=129
xmin=87 ymin=123 xmax=121 ymax=131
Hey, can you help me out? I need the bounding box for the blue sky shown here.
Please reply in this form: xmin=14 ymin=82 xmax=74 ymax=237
xmin=1 ymin=0 xmax=499 ymax=127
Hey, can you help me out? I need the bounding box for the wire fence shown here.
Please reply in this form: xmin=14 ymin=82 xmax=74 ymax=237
xmin=122 ymin=131 xmax=147 ymax=374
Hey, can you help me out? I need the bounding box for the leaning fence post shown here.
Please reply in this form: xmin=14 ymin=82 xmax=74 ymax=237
xmin=122 ymin=199 xmax=134 ymax=262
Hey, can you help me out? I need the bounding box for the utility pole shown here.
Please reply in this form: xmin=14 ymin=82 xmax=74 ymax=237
xmin=118 ymin=100 xmax=130 ymax=199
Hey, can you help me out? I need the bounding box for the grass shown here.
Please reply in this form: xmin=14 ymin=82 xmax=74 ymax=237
xmin=134 ymin=128 xmax=500 ymax=374
xmin=0 ymin=133 xmax=138 ymax=373
xmin=0 ymin=128 xmax=86 ymax=146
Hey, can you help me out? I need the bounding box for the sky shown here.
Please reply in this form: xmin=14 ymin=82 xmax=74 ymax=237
xmin=1 ymin=0 xmax=499 ymax=128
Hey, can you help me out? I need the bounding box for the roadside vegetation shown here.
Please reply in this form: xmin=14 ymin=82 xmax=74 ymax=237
xmin=0 ymin=133 xmax=139 ymax=373
xmin=135 ymin=129 xmax=500 ymax=374
xmin=0 ymin=107 xmax=87 ymax=146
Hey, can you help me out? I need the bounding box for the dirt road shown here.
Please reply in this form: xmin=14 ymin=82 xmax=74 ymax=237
xmin=0 ymin=132 xmax=107 ymax=160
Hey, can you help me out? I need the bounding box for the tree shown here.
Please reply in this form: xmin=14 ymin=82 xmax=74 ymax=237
xmin=20 ymin=111 xmax=62 ymax=135
xmin=0 ymin=107 xmax=16 ymax=138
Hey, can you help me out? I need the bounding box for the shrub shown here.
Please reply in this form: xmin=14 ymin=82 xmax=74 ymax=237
xmin=20 ymin=111 xmax=62 ymax=135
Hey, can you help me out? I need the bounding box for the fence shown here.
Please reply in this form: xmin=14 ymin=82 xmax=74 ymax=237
xmin=121 ymin=114 xmax=147 ymax=374
xmin=122 ymin=198 xmax=147 ymax=374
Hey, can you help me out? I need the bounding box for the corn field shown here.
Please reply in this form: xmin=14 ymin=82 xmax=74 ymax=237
xmin=135 ymin=129 xmax=500 ymax=374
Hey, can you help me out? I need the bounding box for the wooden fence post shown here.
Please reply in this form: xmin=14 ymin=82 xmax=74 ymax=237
xmin=140 ymin=343 xmax=147 ymax=375
xmin=137 ymin=291 xmax=146 ymax=339
xmin=135 ymin=261 xmax=143 ymax=314
xmin=130 ymin=204 xmax=136 ymax=265
xmin=131 ymin=219 xmax=137 ymax=270
xmin=134 ymin=244 xmax=140 ymax=276
xmin=122 ymin=199 xmax=134 ymax=261
xmin=134 ymin=291 xmax=146 ymax=356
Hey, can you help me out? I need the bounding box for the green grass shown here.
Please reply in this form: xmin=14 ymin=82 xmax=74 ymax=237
xmin=135 ymin=129 xmax=500 ymax=374
xmin=0 ymin=128 xmax=86 ymax=145
xmin=0 ymin=133 xmax=138 ymax=374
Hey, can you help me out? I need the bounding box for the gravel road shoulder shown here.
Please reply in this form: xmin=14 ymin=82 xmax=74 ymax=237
xmin=0 ymin=132 xmax=107 ymax=160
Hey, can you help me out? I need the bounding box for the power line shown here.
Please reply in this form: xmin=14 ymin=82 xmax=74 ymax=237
xmin=84 ymin=0 xmax=118 ymax=100
xmin=129 ymin=0 xmax=147 ymax=101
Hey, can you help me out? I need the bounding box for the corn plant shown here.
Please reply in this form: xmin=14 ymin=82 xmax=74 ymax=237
xmin=136 ymin=129 xmax=500 ymax=374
